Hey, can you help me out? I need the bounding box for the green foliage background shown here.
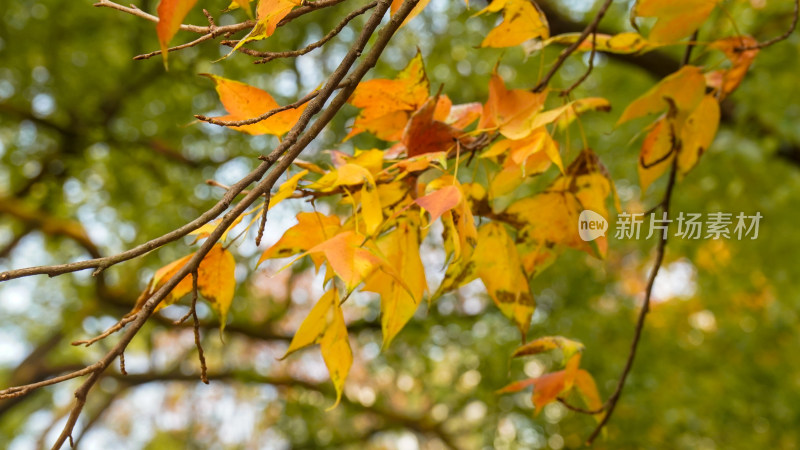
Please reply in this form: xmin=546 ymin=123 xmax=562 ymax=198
xmin=1 ymin=0 xmax=799 ymax=448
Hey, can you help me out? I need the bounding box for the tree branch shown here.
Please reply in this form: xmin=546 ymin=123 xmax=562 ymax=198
xmin=532 ymin=0 xmax=614 ymax=92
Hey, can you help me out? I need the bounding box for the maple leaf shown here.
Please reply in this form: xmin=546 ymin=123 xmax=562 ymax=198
xmin=135 ymin=244 xmax=236 ymax=332
xmin=401 ymin=96 xmax=474 ymax=157
xmin=156 ymin=0 xmax=198 ymax=68
xmin=282 ymin=289 xmax=352 ymax=409
xmin=363 ymin=213 xmax=427 ymax=348
xmin=306 ymin=163 xmax=384 ymax=235
xmin=228 ymin=0 xmax=302 ymax=54
xmin=506 ymin=150 xmax=617 ymax=275
xmin=258 ymin=212 xmax=341 ymax=270
xmin=706 ymin=36 xmax=760 ymax=100
xmin=498 ymin=353 xmax=583 ymax=413
xmin=677 ymin=94 xmax=720 ymax=177
xmin=621 ymin=66 xmax=720 ymax=190
xmin=305 ymin=231 xmax=385 ymax=292
xmin=417 ymin=177 xmax=478 ymax=262
xmin=479 ymin=72 xmax=547 ymax=139
xmin=544 ymin=32 xmax=654 ymax=55
xmin=346 ymin=51 xmax=429 ymax=141
xmin=631 ymin=0 xmax=719 ymax=43
xmin=617 ymin=65 xmax=706 ymax=125
xmin=475 ymin=0 xmax=549 ymax=48
xmin=202 ymin=74 xmax=307 ymax=136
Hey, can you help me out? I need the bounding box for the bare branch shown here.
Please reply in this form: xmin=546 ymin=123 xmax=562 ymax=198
xmin=252 ymin=1 xmax=379 ymax=63
xmin=533 ymin=0 xmax=614 ymax=92
xmin=737 ymin=0 xmax=799 ymax=51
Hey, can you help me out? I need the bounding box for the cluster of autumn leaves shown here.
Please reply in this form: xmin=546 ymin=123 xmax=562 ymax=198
xmin=139 ymin=0 xmax=760 ymax=413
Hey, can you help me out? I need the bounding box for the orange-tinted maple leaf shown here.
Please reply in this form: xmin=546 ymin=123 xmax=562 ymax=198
xmin=402 ymin=97 xmax=472 ymax=157
xmin=706 ymin=36 xmax=759 ymax=99
xmin=346 ymin=52 xmax=429 ymax=141
xmin=415 ymin=184 xmax=462 ymax=223
xmin=156 ymin=0 xmax=198 ymax=67
xmin=479 ymin=72 xmax=547 ymax=139
xmin=203 ymin=74 xmax=307 ymax=136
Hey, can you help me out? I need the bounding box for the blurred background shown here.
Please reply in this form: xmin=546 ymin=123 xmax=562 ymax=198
xmin=1 ymin=0 xmax=800 ymax=448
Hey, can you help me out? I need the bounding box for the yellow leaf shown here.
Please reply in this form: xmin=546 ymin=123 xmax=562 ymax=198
xmin=306 ymin=231 xmax=383 ymax=292
xmin=271 ymin=170 xmax=308 ymax=206
xmin=228 ymin=0 xmax=301 ymax=53
xmin=258 ymin=212 xmax=341 ymax=269
xmin=632 ymin=0 xmax=719 ymax=43
xmin=545 ymin=32 xmax=653 ymax=54
xmin=507 ymin=150 xmax=615 ymax=273
xmin=638 ymin=117 xmax=675 ymax=193
xmin=363 ymin=213 xmax=427 ymax=347
xmin=573 ymin=369 xmax=604 ymax=419
xmin=677 ymin=95 xmax=720 ymax=176
xmin=476 ymin=0 xmax=549 ymax=48
xmin=502 ymin=98 xmax=609 ymax=141
xmin=473 ymin=222 xmax=535 ymax=338
xmin=617 ymin=66 xmax=705 ymax=125
xmin=203 ymin=74 xmax=307 ymax=136
xmin=282 ymin=289 xmax=352 ymax=408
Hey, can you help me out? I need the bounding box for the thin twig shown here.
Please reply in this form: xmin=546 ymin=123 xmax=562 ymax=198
xmin=533 ymin=0 xmax=614 ymax=92
xmin=557 ymin=397 xmax=604 ymax=415
xmin=561 ymin=31 xmax=598 ymax=97
xmin=195 ymin=80 xmax=351 ymax=128
xmin=119 ymin=352 xmax=127 ymax=376
xmin=584 ymin=36 xmax=697 ymax=442
xmin=189 ymin=271 xmax=209 ymax=384
xmin=736 ymin=0 xmax=798 ymax=51
xmin=255 ymin=196 xmax=271 ymax=246
xmin=0 ymin=362 xmax=103 ymax=400
xmin=71 ymin=315 xmax=136 ymax=347
xmin=252 ymin=1 xmax=378 ymax=64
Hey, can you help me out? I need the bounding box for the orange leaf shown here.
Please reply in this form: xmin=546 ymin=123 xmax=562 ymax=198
xmin=138 ymin=244 xmax=236 ymax=331
xmin=402 ymin=97 xmax=470 ymax=157
xmin=156 ymin=0 xmax=198 ymax=67
xmin=347 ymin=51 xmax=429 ymax=141
xmin=415 ymin=184 xmax=462 ymax=223
xmin=203 ymin=74 xmax=307 ymax=136
xmin=707 ymin=36 xmax=759 ymax=99
xmin=307 ymin=231 xmax=384 ymax=292
xmin=258 ymin=212 xmax=341 ymax=269
xmin=391 ymin=0 xmax=432 ymax=27
xmin=479 ymin=72 xmax=547 ymax=139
